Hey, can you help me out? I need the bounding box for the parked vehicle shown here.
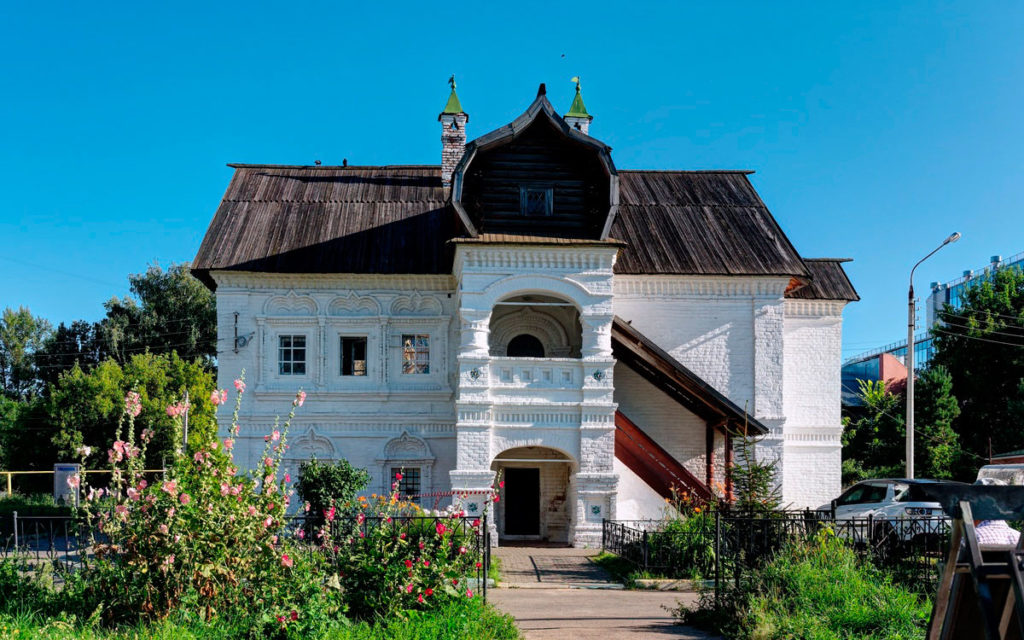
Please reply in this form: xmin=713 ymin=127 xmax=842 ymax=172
xmin=819 ymin=479 xmax=967 ymax=547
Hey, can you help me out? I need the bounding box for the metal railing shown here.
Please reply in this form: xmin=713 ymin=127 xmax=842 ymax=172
xmin=603 ymin=510 xmax=950 ymax=595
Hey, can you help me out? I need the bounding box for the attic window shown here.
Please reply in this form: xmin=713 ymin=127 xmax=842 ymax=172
xmin=520 ymin=187 xmax=553 ymax=216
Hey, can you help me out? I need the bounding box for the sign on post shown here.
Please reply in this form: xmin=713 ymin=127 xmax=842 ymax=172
xmin=53 ymin=463 xmax=81 ymax=506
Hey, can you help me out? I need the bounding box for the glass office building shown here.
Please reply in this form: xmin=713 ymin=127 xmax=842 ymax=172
xmin=841 ymin=250 xmax=1021 ymax=406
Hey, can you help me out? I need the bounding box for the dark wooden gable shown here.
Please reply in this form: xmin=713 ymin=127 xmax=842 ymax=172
xmin=451 ymin=89 xmax=618 ymax=240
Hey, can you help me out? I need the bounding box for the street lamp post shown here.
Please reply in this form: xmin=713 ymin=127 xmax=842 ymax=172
xmin=906 ymin=232 xmax=961 ymax=479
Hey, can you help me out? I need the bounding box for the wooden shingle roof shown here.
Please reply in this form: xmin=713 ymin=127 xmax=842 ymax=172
xmin=611 ymin=171 xmax=808 ymax=277
xmin=192 ymin=165 xmax=849 ymax=289
xmin=786 ymin=258 xmax=860 ymax=301
xmin=192 ymin=165 xmax=452 ymax=287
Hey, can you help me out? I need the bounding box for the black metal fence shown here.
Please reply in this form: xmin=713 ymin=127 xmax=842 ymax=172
xmin=4 ymin=511 xmax=492 ymax=602
xmin=603 ymin=510 xmax=950 ymax=595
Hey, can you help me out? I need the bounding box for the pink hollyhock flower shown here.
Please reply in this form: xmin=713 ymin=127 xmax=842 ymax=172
xmin=162 ymin=480 xmax=178 ymax=496
xmin=459 ymin=546 xmax=467 ymax=555
xmin=304 ymin=501 xmax=310 ymax=512
xmin=124 ymin=391 xmax=142 ymax=418
xmin=167 ymin=507 xmax=176 ymax=519
xmin=210 ymin=389 xmax=227 ymax=406
xmin=435 ymin=522 xmax=447 ymax=536
xmin=466 ymin=589 xmax=473 ymax=598
xmin=326 ymin=506 xmax=336 ymax=522
xmin=395 ymin=472 xmax=403 ymax=481
xmin=115 ymin=504 xmax=128 ymax=517
xmin=264 ymin=516 xmax=273 ymax=528
xmin=400 ymin=532 xmax=407 ymax=540
xmin=248 ymin=505 xmax=257 ymax=516
xmin=423 ymin=559 xmax=430 ymax=567
xmin=284 ymin=473 xmax=291 ymax=483
xmin=75 ymin=445 xmax=93 ymax=458
xmin=159 ymin=524 xmax=169 ymax=534
xmin=281 ymin=554 xmax=292 ymax=568
xmin=293 ymin=390 xmax=306 ymax=407
xmin=357 ymin=513 xmax=365 ymax=525
xmin=276 ymin=615 xmax=284 ymax=624
xmin=137 ymin=479 xmax=147 ymax=490
xmin=126 ymin=488 xmax=139 ymax=501
xmin=271 ymin=430 xmax=280 ymax=442
xmin=223 ymin=438 xmax=234 ymax=450
xmin=418 ymin=541 xmax=425 ymax=550
xmin=297 ymin=529 xmax=305 ymax=540
xmin=67 ymin=474 xmax=80 ymax=489
xmin=499 ymin=480 xmax=505 ymax=488
xmin=417 ymin=594 xmax=424 ymax=604
xmin=220 ymin=483 xmax=230 ymax=497
xmin=179 ymin=493 xmax=191 ymax=505
xmin=141 ymin=428 xmax=154 ymax=442
xmin=264 ymin=457 xmax=273 ymax=467
xmin=472 ymin=518 xmax=481 ymax=528
xmin=234 ymin=379 xmax=246 ymax=393
xmin=406 ymin=584 xmax=413 ymax=593
xmin=166 ymin=404 xmax=181 ymax=418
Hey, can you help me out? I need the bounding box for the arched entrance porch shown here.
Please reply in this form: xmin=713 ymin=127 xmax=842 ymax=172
xmin=491 ymin=446 xmax=576 ymax=544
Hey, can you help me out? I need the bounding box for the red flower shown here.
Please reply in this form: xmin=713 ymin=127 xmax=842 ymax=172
xmin=395 ymin=472 xmax=403 ymax=481
xmin=405 ymin=559 xmax=413 ymax=568
xmin=290 ymin=610 xmax=298 ymax=621
xmin=417 ymin=594 xmax=424 ymax=604
xmin=426 ymin=588 xmax=434 ymax=596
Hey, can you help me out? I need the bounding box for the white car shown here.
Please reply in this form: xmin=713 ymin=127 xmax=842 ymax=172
xmin=819 ymin=479 xmax=965 ymax=546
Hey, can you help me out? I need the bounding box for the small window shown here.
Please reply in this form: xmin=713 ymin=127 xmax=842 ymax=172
xmin=520 ymin=187 xmax=553 ymax=216
xmin=507 ymin=334 xmax=545 ymax=358
xmin=340 ymin=337 xmax=367 ymax=376
xmin=278 ymin=335 xmax=306 ymax=375
xmin=392 ymin=467 xmax=421 ymax=503
xmin=402 ymin=334 xmax=430 ymax=374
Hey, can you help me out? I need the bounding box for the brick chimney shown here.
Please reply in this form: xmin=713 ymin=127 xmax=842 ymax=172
xmin=563 ymin=77 xmax=593 ymax=135
xmin=439 ymin=76 xmax=468 ymax=188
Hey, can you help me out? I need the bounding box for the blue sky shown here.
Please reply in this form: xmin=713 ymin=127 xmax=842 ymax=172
xmin=1 ymin=1 xmax=1022 ymax=359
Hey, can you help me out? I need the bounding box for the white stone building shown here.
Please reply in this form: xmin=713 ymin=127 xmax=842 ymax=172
xmin=192 ymin=81 xmax=858 ymax=547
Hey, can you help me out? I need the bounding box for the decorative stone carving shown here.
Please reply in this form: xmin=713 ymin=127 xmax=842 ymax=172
xmin=489 ymin=308 xmax=573 ymax=357
xmin=390 ymin=292 xmax=443 ymax=316
xmin=328 ymin=291 xmax=381 ymax=316
xmin=263 ymin=290 xmax=318 ymax=316
xmin=287 ymin=428 xmax=336 ymax=459
xmin=376 ymin=431 xmax=436 ymax=497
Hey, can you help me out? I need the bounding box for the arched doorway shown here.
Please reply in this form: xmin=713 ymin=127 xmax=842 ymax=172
xmin=491 ymin=446 xmax=575 ymax=544
xmin=506 ymin=334 xmax=545 ymax=358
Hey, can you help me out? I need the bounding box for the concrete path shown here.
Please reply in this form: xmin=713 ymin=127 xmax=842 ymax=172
xmin=489 ymin=546 xmax=719 ymax=639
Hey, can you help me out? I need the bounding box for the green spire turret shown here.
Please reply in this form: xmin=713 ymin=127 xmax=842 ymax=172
xmin=565 ymin=76 xmax=591 ymax=119
xmin=441 ymin=74 xmax=465 ymax=115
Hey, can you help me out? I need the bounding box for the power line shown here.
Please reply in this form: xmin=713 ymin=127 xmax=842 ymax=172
xmin=931 ymin=328 xmax=1024 ymax=349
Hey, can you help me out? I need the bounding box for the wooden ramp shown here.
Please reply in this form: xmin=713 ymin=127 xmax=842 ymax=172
xmin=913 ymin=484 xmax=1024 ymax=639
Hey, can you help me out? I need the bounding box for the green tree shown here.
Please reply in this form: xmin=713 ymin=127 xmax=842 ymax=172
xmin=0 ymin=307 xmax=52 ymax=400
xmin=729 ymin=425 xmax=782 ymax=512
xmin=100 ymin=263 xmax=216 ymax=367
xmin=295 ymin=457 xmax=371 ymax=523
xmin=842 ymin=379 xmax=905 ymax=480
xmin=48 ymin=352 xmax=216 ymax=468
xmin=931 ymin=266 xmax=1024 ymax=473
xmin=35 ymin=319 xmax=107 ymax=391
xmin=914 ymin=365 xmax=961 ymax=479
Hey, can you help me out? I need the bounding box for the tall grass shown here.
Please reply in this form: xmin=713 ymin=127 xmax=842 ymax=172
xmin=678 ymin=531 xmax=931 ymax=640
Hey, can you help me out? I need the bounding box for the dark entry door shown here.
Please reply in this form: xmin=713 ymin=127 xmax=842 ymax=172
xmin=504 ymin=468 xmax=540 ymax=536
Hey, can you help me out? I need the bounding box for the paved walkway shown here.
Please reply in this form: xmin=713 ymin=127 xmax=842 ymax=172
xmin=490 ymin=546 xmax=719 ymax=639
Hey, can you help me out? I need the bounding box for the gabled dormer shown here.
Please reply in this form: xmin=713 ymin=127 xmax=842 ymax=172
xmin=450 ymin=84 xmax=618 ymax=240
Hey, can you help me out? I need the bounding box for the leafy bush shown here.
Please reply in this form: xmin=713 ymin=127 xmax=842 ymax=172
xmin=677 ymin=530 xmax=931 ymax=639
xmin=0 ymin=598 xmax=521 ymax=639
xmin=316 ymin=484 xmax=494 ymax=620
xmin=0 ymin=494 xmax=73 ymax=536
xmin=294 ymin=457 xmax=369 ymax=526
xmin=68 ymin=376 xmax=337 ymax=631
